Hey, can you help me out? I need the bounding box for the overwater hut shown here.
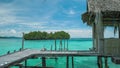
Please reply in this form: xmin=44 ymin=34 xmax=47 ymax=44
xmin=82 ymin=0 xmax=120 ymax=64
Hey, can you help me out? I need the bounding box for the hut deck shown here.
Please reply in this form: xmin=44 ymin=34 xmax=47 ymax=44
xmin=0 ymin=49 xmax=98 ymax=68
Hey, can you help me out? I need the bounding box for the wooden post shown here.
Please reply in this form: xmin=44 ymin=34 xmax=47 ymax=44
xmin=14 ymin=50 xmax=16 ymax=52
xmin=97 ymin=56 xmax=100 ymax=68
xmin=92 ymin=23 xmax=96 ymax=51
xmin=97 ymin=56 xmax=103 ymax=68
xmin=100 ymin=57 xmax=103 ymax=68
xmin=95 ymin=9 xmax=104 ymax=54
xmin=72 ymin=57 xmax=74 ymax=68
xmin=7 ymin=51 xmax=10 ymax=54
xmin=64 ymin=39 xmax=65 ymax=50
xmin=19 ymin=48 xmax=22 ymax=51
xmin=67 ymin=40 xmax=68 ymax=50
xmin=22 ymin=32 xmax=24 ymax=50
xmin=55 ymin=57 xmax=58 ymax=63
xmin=51 ymin=45 xmax=52 ymax=51
xmin=59 ymin=44 xmax=60 ymax=51
xmin=55 ymin=39 xmax=57 ymax=51
xmin=19 ymin=65 xmax=22 ymax=68
xmin=118 ymin=24 xmax=120 ymax=38
xmin=60 ymin=39 xmax=62 ymax=51
xmin=25 ymin=60 xmax=27 ymax=68
xmin=42 ymin=57 xmax=46 ymax=68
xmin=104 ymin=57 xmax=109 ymax=68
xmin=66 ymin=56 xmax=69 ymax=68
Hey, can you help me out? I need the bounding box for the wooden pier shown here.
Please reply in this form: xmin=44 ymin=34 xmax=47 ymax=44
xmin=0 ymin=49 xmax=98 ymax=68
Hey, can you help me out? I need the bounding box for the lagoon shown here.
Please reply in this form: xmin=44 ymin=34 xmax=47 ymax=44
xmin=0 ymin=38 xmax=120 ymax=68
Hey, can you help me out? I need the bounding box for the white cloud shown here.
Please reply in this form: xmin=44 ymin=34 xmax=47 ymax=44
xmin=0 ymin=0 xmax=90 ymax=38
xmin=0 ymin=8 xmax=24 ymax=24
xmin=19 ymin=22 xmax=48 ymax=29
xmin=69 ymin=10 xmax=75 ymax=15
xmin=33 ymin=29 xmax=92 ymax=38
xmin=65 ymin=29 xmax=92 ymax=38
xmin=1 ymin=28 xmax=116 ymax=38
xmin=9 ymin=29 xmax=16 ymax=34
xmin=0 ymin=29 xmax=22 ymax=37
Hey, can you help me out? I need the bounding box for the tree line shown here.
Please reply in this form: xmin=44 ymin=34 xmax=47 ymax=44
xmin=24 ymin=31 xmax=70 ymax=40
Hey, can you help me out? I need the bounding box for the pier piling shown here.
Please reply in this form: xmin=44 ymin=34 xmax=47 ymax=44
xmin=104 ymin=57 xmax=109 ymax=68
xmin=66 ymin=56 xmax=69 ymax=68
xmin=67 ymin=40 xmax=68 ymax=50
xmin=14 ymin=50 xmax=16 ymax=52
xmin=7 ymin=51 xmax=10 ymax=54
xmin=97 ymin=56 xmax=103 ymax=68
xmin=64 ymin=40 xmax=65 ymax=50
xmin=54 ymin=39 xmax=56 ymax=51
xmin=51 ymin=45 xmax=52 ymax=51
xmin=25 ymin=60 xmax=27 ymax=68
xmin=42 ymin=57 xmax=46 ymax=68
xmin=72 ymin=57 xmax=74 ymax=68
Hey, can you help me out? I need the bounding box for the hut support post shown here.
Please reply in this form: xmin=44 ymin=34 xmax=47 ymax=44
xmin=72 ymin=57 xmax=74 ymax=68
xmin=95 ymin=9 xmax=104 ymax=54
xmin=42 ymin=57 xmax=46 ymax=68
xmin=92 ymin=23 xmax=96 ymax=51
xmin=66 ymin=56 xmax=69 ymax=68
xmin=19 ymin=65 xmax=22 ymax=68
xmin=104 ymin=57 xmax=109 ymax=68
xmin=97 ymin=56 xmax=103 ymax=68
xmin=119 ymin=24 xmax=120 ymax=38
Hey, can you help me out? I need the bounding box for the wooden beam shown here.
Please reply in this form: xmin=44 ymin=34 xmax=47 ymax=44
xmin=103 ymin=18 xmax=120 ymax=21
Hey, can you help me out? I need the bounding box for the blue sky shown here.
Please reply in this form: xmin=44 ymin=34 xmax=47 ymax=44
xmin=0 ymin=0 xmax=116 ymax=38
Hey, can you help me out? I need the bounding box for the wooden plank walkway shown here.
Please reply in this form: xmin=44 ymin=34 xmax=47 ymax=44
xmin=0 ymin=49 xmax=98 ymax=68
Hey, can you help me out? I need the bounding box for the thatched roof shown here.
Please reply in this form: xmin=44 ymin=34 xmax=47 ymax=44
xmin=88 ymin=0 xmax=120 ymax=12
xmin=82 ymin=0 xmax=120 ymax=26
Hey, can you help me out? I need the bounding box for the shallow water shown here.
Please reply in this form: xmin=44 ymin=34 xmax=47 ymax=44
xmin=0 ymin=38 xmax=120 ymax=68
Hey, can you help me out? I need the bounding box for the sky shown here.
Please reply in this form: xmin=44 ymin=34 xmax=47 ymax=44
xmin=0 ymin=0 xmax=117 ymax=38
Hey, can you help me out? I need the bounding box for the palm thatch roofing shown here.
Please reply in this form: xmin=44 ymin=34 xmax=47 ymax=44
xmin=88 ymin=0 xmax=120 ymax=12
xmin=82 ymin=0 xmax=120 ymax=26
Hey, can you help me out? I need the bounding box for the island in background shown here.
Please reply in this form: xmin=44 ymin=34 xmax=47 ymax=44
xmin=24 ymin=31 xmax=70 ymax=40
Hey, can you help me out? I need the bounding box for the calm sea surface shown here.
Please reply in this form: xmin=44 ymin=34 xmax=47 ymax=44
xmin=0 ymin=38 xmax=120 ymax=68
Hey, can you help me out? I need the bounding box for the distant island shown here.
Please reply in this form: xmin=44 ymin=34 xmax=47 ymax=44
xmin=0 ymin=36 xmax=21 ymax=39
xmin=24 ymin=31 xmax=70 ymax=40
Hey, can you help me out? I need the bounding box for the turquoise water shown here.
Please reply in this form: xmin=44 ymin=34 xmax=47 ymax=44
xmin=0 ymin=38 xmax=120 ymax=68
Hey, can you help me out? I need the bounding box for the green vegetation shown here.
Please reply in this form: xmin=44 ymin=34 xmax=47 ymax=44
xmin=24 ymin=31 xmax=70 ymax=40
